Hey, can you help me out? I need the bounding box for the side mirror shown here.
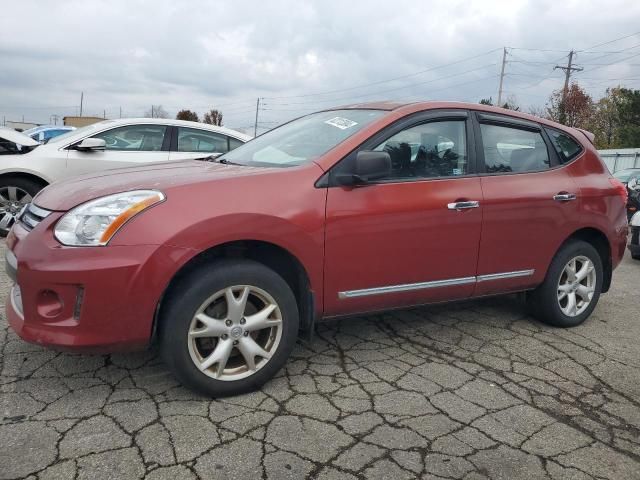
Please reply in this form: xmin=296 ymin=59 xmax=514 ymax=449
xmin=335 ymin=151 xmax=392 ymax=186
xmin=75 ymin=138 xmax=106 ymax=151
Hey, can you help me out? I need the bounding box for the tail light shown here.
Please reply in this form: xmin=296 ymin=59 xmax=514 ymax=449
xmin=609 ymin=178 xmax=628 ymax=204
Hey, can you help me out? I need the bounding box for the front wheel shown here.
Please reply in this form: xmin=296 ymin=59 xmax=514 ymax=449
xmin=0 ymin=177 xmax=43 ymax=237
xmin=527 ymin=240 xmax=603 ymax=328
xmin=159 ymin=259 xmax=299 ymax=397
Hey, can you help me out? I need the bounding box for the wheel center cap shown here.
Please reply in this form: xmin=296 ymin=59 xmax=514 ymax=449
xmin=230 ymin=326 xmax=243 ymax=339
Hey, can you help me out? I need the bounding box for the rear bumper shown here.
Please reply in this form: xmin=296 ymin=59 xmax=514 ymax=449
xmin=5 ymin=221 xmax=194 ymax=353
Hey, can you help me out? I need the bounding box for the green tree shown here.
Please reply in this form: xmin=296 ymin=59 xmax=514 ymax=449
xmin=617 ymin=88 xmax=640 ymax=147
xmin=176 ymin=109 xmax=199 ymax=122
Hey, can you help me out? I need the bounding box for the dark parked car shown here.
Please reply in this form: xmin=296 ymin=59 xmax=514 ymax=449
xmin=613 ymin=168 xmax=640 ymax=219
xmin=629 ymin=212 xmax=640 ymax=260
xmin=5 ymin=101 xmax=629 ymax=396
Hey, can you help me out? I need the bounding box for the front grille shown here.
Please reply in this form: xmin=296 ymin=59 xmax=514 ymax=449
xmin=19 ymin=203 xmax=52 ymax=231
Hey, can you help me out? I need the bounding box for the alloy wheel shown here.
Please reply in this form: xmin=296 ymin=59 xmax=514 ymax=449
xmin=0 ymin=186 xmax=31 ymax=231
xmin=187 ymin=285 xmax=283 ymax=381
xmin=557 ymin=255 xmax=596 ymax=317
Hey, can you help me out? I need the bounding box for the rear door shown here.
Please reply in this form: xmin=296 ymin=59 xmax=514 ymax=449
xmin=473 ymin=112 xmax=581 ymax=296
xmin=323 ymin=110 xmax=484 ymax=316
xmin=65 ymin=124 xmax=170 ymax=177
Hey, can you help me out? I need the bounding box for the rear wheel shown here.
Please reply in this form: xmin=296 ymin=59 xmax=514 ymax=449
xmin=159 ymin=259 xmax=299 ymax=397
xmin=528 ymin=240 xmax=603 ymax=328
xmin=0 ymin=177 xmax=43 ymax=237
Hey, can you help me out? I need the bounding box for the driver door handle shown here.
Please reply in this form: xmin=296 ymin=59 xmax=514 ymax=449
xmin=448 ymin=200 xmax=480 ymax=210
xmin=553 ymin=193 xmax=577 ymax=202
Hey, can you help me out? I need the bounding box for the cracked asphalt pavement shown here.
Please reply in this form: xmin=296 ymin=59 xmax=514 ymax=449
xmin=1 ymin=241 xmax=640 ymax=480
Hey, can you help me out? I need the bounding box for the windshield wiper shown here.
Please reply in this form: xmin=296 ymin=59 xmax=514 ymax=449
xmin=196 ymin=154 xmax=243 ymax=166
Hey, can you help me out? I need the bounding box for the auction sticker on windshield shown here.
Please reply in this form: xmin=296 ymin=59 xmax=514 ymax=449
xmin=325 ymin=117 xmax=359 ymax=129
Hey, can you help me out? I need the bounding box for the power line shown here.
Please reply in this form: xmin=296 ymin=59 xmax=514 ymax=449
xmin=264 ymin=63 xmax=497 ymax=107
xmin=580 ymin=51 xmax=640 ymax=74
xmin=577 ymin=30 xmax=640 ymax=52
xmin=262 ymin=48 xmax=502 ymax=100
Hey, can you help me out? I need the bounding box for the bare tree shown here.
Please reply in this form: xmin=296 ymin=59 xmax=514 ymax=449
xmin=145 ymin=105 xmax=169 ymax=119
xmin=478 ymin=95 xmax=519 ymax=111
xmin=527 ymin=105 xmax=547 ymax=119
xmin=202 ymin=109 xmax=223 ymax=126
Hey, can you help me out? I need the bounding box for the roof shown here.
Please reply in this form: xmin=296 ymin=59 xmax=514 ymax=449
xmin=329 ymin=100 xmax=587 ymax=138
xmin=64 ymin=118 xmax=252 ymax=141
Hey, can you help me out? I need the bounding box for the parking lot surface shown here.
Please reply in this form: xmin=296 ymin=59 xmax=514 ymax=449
xmin=1 ymin=242 xmax=640 ymax=480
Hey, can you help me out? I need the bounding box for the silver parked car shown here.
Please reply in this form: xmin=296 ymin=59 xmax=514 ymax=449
xmin=0 ymin=119 xmax=251 ymax=235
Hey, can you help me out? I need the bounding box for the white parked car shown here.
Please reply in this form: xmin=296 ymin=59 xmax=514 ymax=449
xmin=0 ymin=119 xmax=251 ymax=235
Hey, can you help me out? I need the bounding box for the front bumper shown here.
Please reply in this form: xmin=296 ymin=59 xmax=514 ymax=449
xmin=5 ymin=218 xmax=193 ymax=353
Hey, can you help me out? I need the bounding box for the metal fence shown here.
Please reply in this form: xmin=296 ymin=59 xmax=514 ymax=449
xmin=598 ymin=149 xmax=640 ymax=173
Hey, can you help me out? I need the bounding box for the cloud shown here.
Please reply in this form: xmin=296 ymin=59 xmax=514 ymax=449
xmin=1 ymin=0 xmax=639 ymax=131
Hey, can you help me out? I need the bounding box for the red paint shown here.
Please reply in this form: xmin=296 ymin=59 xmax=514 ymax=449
xmin=6 ymin=102 xmax=628 ymax=352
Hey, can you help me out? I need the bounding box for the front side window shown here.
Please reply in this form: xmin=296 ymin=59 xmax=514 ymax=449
xmin=372 ymin=120 xmax=467 ymax=179
xmin=481 ymin=124 xmax=550 ymax=173
xmin=177 ymin=127 xmax=229 ymax=153
xmin=545 ymin=128 xmax=582 ymax=164
xmin=91 ymin=125 xmax=167 ymax=151
xmin=218 ymin=109 xmax=385 ymax=168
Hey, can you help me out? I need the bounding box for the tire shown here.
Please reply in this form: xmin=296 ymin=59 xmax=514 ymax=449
xmin=632 ymin=253 xmax=640 ymax=261
xmin=527 ymin=240 xmax=603 ymax=328
xmin=0 ymin=177 xmax=44 ymax=237
xmin=159 ymin=258 xmax=299 ymax=397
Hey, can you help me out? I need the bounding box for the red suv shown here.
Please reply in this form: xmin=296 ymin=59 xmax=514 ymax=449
xmin=5 ymin=102 xmax=628 ymax=396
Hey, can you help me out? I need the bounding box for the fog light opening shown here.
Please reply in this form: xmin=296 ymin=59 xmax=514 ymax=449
xmin=36 ymin=290 xmax=64 ymax=319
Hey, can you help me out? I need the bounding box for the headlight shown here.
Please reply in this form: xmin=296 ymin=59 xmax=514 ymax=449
xmin=631 ymin=211 xmax=640 ymax=227
xmin=54 ymin=190 xmax=165 ymax=246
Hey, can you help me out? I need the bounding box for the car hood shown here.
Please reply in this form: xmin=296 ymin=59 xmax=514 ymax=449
xmin=33 ymin=160 xmax=275 ymax=211
xmin=0 ymin=127 xmax=39 ymax=147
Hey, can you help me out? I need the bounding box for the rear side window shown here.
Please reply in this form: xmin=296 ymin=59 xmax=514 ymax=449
xmin=545 ymin=129 xmax=582 ymax=164
xmin=177 ymin=127 xmax=229 ymax=153
xmin=480 ymin=124 xmax=550 ymax=173
xmin=229 ymin=137 xmax=244 ymax=151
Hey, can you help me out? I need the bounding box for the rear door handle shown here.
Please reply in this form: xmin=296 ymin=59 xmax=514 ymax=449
xmin=553 ymin=193 xmax=577 ymax=202
xmin=448 ymin=200 xmax=480 ymax=210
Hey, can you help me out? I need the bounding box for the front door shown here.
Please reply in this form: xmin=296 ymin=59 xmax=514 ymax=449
xmin=323 ymin=114 xmax=483 ymax=316
xmin=65 ymin=124 xmax=170 ymax=177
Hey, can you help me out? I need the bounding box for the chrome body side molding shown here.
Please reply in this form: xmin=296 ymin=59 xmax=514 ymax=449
xmin=476 ymin=269 xmax=535 ymax=282
xmin=338 ymin=270 xmax=535 ymax=299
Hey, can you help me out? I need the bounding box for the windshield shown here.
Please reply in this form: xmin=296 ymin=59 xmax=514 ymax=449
xmin=218 ymin=109 xmax=385 ymax=167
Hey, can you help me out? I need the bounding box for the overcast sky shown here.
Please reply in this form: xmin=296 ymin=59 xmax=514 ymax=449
xmin=1 ymin=0 xmax=639 ymax=132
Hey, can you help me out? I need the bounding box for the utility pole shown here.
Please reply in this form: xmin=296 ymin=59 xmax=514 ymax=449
xmin=79 ymin=92 xmax=84 ymax=117
xmin=51 ymin=114 xmax=59 ymax=125
xmin=554 ymin=50 xmax=583 ymax=124
xmin=253 ymin=98 xmax=261 ymax=137
xmin=497 ymin=47 xmax=508 ymax=106
xmin=119 ymin=106 xmax=122 ymax=118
